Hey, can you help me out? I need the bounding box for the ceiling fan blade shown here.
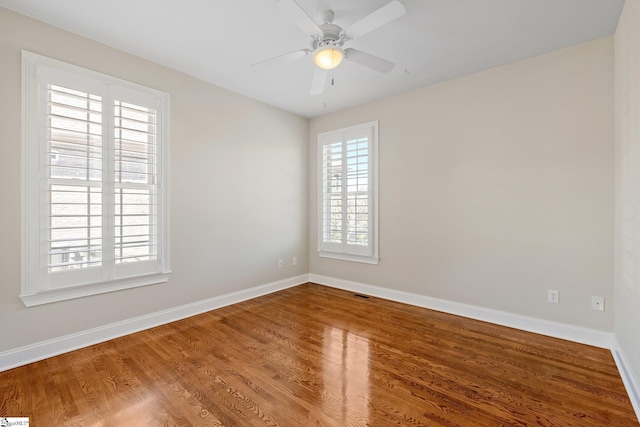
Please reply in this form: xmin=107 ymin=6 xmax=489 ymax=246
xmin=345 ymin=0 xmax=406 ymax=39
xmin=276 ymin=0 xmax=323 ymax=36
xmin=310 ymin=68 xmax=327 ymax=95
xmin=344 ymin=48 xmax=395 ymax=74
xmin=251 ymin=49 xmax=311 ymax=70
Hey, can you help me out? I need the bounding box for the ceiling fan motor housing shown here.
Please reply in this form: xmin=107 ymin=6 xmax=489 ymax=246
xmin=313 ymin=20 xmax=346 ymax=50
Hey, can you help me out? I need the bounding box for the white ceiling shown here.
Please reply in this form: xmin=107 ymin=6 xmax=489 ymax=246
xmin=0 ymin=0 xmax=624 ymax=118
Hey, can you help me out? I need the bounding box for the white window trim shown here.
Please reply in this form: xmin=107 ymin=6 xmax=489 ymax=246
xmin=317 ymin=120 xmax=379 ymax=264
xmin=21 ymin=51 xmax=171 ymax=307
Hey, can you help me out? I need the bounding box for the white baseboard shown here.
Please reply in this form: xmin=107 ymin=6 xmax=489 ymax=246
xmin=309 ymin=274 xmax=615 ymax=348
xmin=612 ymin=339 xmax=640 ymax=422
xmin=0 ymin=274 xmax=309 ymax=372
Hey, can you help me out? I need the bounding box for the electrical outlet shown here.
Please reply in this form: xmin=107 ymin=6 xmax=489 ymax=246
xmin=548 ymin=290 xmax=559 ymax=304
xmin=278 ymin=259 xmax=283 ymax=268
xmin=591 ymin=296 xmax=605 ymax=311
xmin=292 ymin=256 xmax=298 ymax=266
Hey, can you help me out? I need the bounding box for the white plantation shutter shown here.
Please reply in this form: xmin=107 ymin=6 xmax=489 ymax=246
xmin=345 ymin=135 xmax=370 ymax=247
xmin=48 ymin=84 xmax=103 ymax=274
xmin=318 ymin=121 xmax=378 ymax=264
xmin=321 ymin=140 xmax=343 ymax=245
xmin=112 ymin=90 xmax=162 ymax=279
xmin=22 ymin=52 xmax=170 ymax=306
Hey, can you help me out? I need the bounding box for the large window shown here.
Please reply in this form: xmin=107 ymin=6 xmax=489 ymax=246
xmin=22 ymin=51 xmax=170 ymax=306
xmin=318 ymin=121 xmax=379 ymax=264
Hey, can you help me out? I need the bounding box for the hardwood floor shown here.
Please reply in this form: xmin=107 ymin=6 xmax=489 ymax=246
xmin=1 ymin=283 xmax=637 ymax=426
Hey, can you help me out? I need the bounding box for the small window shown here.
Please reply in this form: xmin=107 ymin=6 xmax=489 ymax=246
xmin=317 ymin=121 xmax=379 ymax=264
xmin=21 ymin=51 xmax=171 ymax=306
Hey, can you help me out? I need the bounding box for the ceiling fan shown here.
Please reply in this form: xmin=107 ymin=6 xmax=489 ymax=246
xmin=252 ymin=0 xmax=407 ymax=95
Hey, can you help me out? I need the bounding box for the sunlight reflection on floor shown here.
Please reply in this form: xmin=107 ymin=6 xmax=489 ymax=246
xmin=322 ymin=326 xmax=371 ymax=424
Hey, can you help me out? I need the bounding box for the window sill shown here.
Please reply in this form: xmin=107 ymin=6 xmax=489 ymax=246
xmin=318 ymin=251 xmax=379 ymax=265
xmin=20 ymin=272 xmax=171 ymax=307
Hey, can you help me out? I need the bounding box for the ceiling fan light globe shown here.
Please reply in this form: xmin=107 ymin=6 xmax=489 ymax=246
xmin=314 ymin=47 xmax=344 ymax=70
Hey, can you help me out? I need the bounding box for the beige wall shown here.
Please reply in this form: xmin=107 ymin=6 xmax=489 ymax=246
xmin=0 ymin=8 xmax=309 ymax=352
xmin=615 ymin=0 xmax=640 ymax=396
xmin=310 ymin=37 xmax=614 ymax=331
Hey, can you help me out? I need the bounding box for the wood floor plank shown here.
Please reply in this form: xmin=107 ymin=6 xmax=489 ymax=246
xmin=1 ymin=283 xmax=637 ymax=426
